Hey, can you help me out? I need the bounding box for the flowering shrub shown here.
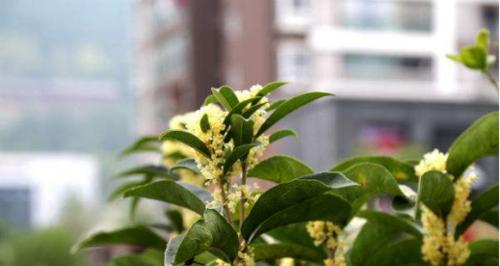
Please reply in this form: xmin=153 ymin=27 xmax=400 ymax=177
xmin=75 ymin=30 xmax=499 ymax=266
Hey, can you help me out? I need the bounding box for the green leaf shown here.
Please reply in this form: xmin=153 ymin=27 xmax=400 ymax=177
xmin=117 ymin=165 xmax=176 ymax=179
xmin=456 ymin=184 xmax=499 ymax=236
xmin=342 ymin=163 xmax=405 ymax=197
xmin=269 ymin=129 xmax=298 ymax=144
xmin=223 ymin=143 xmax=259 ymax=175
xmin=203 ymin=95 xmax=219 ymax=106
xmin=330 ymin=156 xmax=418 ymax=182
xmin=266 ymin=223 xmax=321 ymax=250
xmin=266 ymin=99 xmax=286 ymax=111
xmin=169 ymin=158 xmax=201 ymax=175
xmin=200 ymin=114 xmax=210 ymax=133
xmin=349 ymin=221 xmax=423 ymax=266
xmin=164 ymin=209 xmax=238 ymax=265
xmin=417 ymin=171 xmax=454 ymax=217
xmin=242 ymin=102 xmax=267 ymax=118
xmin=252 ymin=243 xmax=323 ymax=262
xmin=257 ymin=81 xmax=287 ymax=97
xmin=447 ymin=112 xmax=499 ymax=177
xmin=109 ymin=180 xmax=149 ymax=201
xmin=124 ymin=180 xmax=211 ymax=215
xmin=464 ymin=239 xmax=499 ymax=266
xmin=460 ymin=45 xmax=488 ymax=70
xmin=480 ymin=209 xmax=499 ymax=228
xmin=159 ymin=130 xmax=211 ymax=158
xmin=230 ymin=114 xmax=254 ymax=146
xmin=248 ymin=155 xmax=314 ymax=183
xmin=166 ymin=209 xmax=184 ymax=233
xmin=241 ymin=179 xmax=351 ymax=242
xmin=300 ymin=172 xmax=363 ymax=205
xmin=107 ymin=249 xmax=163 ymax=266
xmin=446 ymin=54 xmax=463 ymax=63
xmin=223 ymin=97 xmax=261 ymax=125
xmin=120 ymin=136 xmax=160 ymax=157
xmin=211 ymin=85 xmax=239 ymax=110
xmin=256 ymin=92 xmax=333 ymax=137
xmin=73 ymin=226 xmax=166 ymax=252
xmin=356 ymin=210 xmax=422 ymax=238
xmin=476 ymin=28 xmax=490 ymax=52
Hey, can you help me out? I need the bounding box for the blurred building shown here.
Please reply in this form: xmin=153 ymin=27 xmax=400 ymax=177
xmin=0 ymin=153 xmax=98 ymax=228
xmin=134 ymin=0 xmax=498 ymax=181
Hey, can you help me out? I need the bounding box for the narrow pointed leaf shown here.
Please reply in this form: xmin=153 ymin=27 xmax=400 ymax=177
xmin=356 ymin=210 xmax=422 ymax=238
xmin=164 ymin=209 xmax=238 ymax=265
xmin=203 ymin=95 xmax=219 ymax=106
xmin=165 ymin=209 xmax=184 ymax=233
xmin=200 ymin=114 xmax=210 ymax=133
xmin=256 ymin=92 xmax=333 ymax=137
xmin=464 ymin=239 xmax=499 ymax=266
xmin=169 ymin=158 xmax=201 ymax=175
xmin=330 ymin=156 xmax=418 ymax=182
xmin=211 ymin=86 xmax=239 ymax=110
xmin=159 ymin=130 xmax=211 ymax=158
xmin=120 ymin=136 xmax=160 ymax=157
xmin=269 ymin=128 xmax=298 ymax=144
xmin=73 ymin=226 xmax=166 ymax=252
xmin=266 ymin=99 xmax=286 ymax=111
xmin=117 ymin=165 xmax=176 ymax=179
xmin=257 ymin=81 xmax=288 ymax=97
xmin=124 ymin=180 xmax=210 ymax=215
xmin=223 ymin=97 xmax=261 ymax=125
xmin=223 ymin=143 xmax=259 ymax=175
xmin=108 ymin=249 xmax=163 ymax=266
xmin=447 ymin=112 xmax=499 ymax=177
xmin=248 ymin=155 xmax=314 ymax=183
xmin=242 ymin=102 xmax=267 ymax=118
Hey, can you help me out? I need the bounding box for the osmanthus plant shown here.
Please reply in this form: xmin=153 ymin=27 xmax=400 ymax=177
xmin=74 ymin=30 xmax=499 ymax=266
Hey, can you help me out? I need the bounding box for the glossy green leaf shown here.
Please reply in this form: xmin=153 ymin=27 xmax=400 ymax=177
xmin=169 ymin=158 xmax=201 ymax=175
xmin=203 ymin=95 xmax=219 ymax=106
xmin=480 ymin=209 xmax=499 ymax=228
xmin=269 ymin=128 xmax=298 ymax=144
xmin=330 ymin=156 xmax=418 ymax=182
xmin=342 ymin=163 xmax=405 ymax=197
xmin=417 ymin=171 xmax=454 ymax=217
xmin=447 ymin=112 xmax=499 ymax=177
xmin=159 ymin=130 xmax=211 ymax=158
xmin=266 ymin=223 xmax=321 ymax=250
xmin=241 ymin=179 xmax=351 ymax=242
xmin=300 ymin=171 xmax=363 ymax=205
xmin=211 ymin=85 xmax=239 ymax=110
xmin=107 ymin=249 xmax=163 ymax=266
xmin=109 ymin=180 xmax=149 ymax=201
xmin=223 ymin=143 xmax=259 ymax=175
xmin=257 ymin=81 xmax=287 ymax=97
xmin=252 ymin=243 xmax=323 ymax=262
xmin=248 ymin=155 xmax=314 ymax=183
xmin=356 ymin=210 xmax=422 ymax=238
xmin=164 ymin=209 xmax=238 ymax=265
xmin=230 ymin=114 xmax=254 ymax=146
xmin=117 ymin=165 xmax=176 ymax=179
xmin=266 ymin=99 xmax=286 ymax=111
xmin=456 ymin=184 xmax=499 ymax=235
xmin=223 ymin=97 xmax=260 ymax=125
xmin=124 ymin=180 xmax=211 ymax=215
xmin=166 ymin=209 xmax=184 ymax=233
xmin=242 ymin=102 xmax=267 ymax=118
xmin=73 ymin=226 xmax=166 ymax=252
xmin=200 ymin=114 xmax=210 ymax=133
xmin=120 ymin=136 xmax=160 ymax=157
xmin=256 ymin=92 xmax=333 ymax=137
xmin=464 ymin=239 xmax=499 ymax=266
xmin=349 ymin=221 xmax=423 ymax=266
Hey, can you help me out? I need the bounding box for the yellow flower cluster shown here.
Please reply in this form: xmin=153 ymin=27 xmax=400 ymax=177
xmin=214 ymin=251 xmax=255 ymax=266
xmin=448 ymin=173 xmax=478 ymax=225
xmin=414 ymin=149 xmax=449 ymax=177
xmin=421 ymin=205 xmax=446 ymax=265
xmin=207 ymin=184 xmax=261 ymax=213
xmin=279 ymin=258 xmax=295 ymax=266
xmin=215 ymin=259 xmax=231 ymax=266
xmin=306 ymin=221 xmax=346 ymax=266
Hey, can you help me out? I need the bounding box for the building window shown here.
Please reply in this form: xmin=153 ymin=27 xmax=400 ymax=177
xmin=277 ymin=42 xmax=311 ymax=83
xmin=343 ymin=54 xmax=433 ymax=81
xmin=337 ymin=0 xmax=432 ymax=32
xmin=275 ymin=0 xmax=311 ymax=30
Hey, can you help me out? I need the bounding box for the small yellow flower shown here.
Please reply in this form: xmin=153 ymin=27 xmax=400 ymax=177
xmin=215 ymin=259 xmax=231 ymax=266
xmin=279 ymin=258 xmax=295 ymax=266
xmin=306 ymin=221 xmax=345 ymax=266
xmin=444 ymin=234 xmax=470 ymax=266
xmin=421 ymin=205 xmax=446 ymax=265
xmin=448 ymin=172 xmax=477 ymax=225
xmin=415 ymin=149 xmax=449 ymax=177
